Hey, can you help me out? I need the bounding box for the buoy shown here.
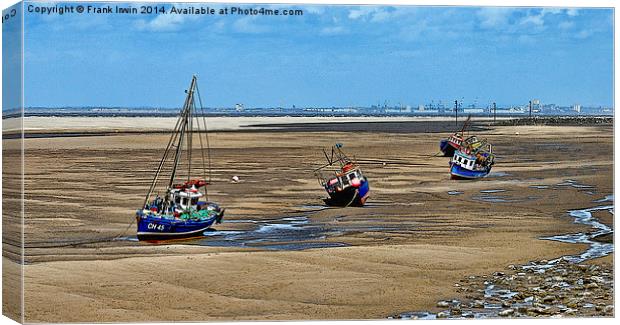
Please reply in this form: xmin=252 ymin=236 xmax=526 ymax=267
xmin=515 ymin=132 xmax=520 ymax=135
xmin=231 ymin=175 xmax=240 ymax=183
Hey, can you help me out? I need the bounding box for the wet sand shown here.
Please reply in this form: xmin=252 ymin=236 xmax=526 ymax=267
xmin=3 ymin=119 xmax=613 ymax=322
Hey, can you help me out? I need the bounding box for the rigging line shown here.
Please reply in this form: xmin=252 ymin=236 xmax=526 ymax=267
xmin=192 ymin=96 xmax=209 ymax=200
xmin=143 ymin=105 xmax=185 ymax=207
xmin=196 ymin=83 xmax=212 ymax=185
xmin=163 ymin=101 xmax=190 ymax=188
xmin=114 ymin=215 xmax=137 ymax=240
xmin=195 ymin=82 xmax=211 ymax=200
xmin=187 ymin=93 xmax=194 ymax=182
xmin=168 ymin=77 xmax=196 ymax=189
xmin=193 ymin=95 xmax=208 ymax=182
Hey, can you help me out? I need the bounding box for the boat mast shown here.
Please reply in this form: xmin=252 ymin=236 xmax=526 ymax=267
xmin=168 ymin=75 xmax=197 ymax=189
xmin=142 ymin=91 xmax=188 ymax=208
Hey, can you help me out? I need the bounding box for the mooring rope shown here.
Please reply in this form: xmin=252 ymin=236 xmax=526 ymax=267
xmin=344 ymin=189 xmax=360 ymax=208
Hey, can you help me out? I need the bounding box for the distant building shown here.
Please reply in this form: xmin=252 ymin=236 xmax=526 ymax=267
xmin=235 ymin=103 xmax=244 ymax=112
xmin=532 ymin=99 xmax=542 ymax=112
xmin=304 ymin=107 xmax=358 ymax=113
xmin=463 ymin=108 xmax=484 ymax=114
xmin=573 ymin=104 xmax=581 ymax=113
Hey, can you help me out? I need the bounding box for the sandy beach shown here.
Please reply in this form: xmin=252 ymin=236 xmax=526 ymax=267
xmin=2 ymin=117 xmax=613 ymax=322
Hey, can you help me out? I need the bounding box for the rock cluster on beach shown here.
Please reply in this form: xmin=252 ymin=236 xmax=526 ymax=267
xmin=395 ymin=259 xmax=614 ymax=319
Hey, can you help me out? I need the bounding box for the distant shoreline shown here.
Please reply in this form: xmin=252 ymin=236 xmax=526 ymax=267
xmin=0 ymin=115 xmax=612 ymax=139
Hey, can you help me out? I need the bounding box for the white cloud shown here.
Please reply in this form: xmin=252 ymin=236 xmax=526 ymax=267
xmin=370 ymin=9 xmax=392 ymax=23
xmin=541 ymin=8 xmax=563 ymax=15
xmin=348 ymin=6 xmax=411 ymax=23
xmin=303 ymin=6 xmax=325 ymax=15
xmin=477 ymin=7 xmax=515 ymax=29
xmin=558 ymin=21 xmax=575 ymax=30
xmin=133 ymin=3 xmax=201 ymax=32
xmin=520 ymin=13 xmax=545 ymax=27
xmin=135 ymin=13 xmax=186 ymax=31
xmin=348 ymin=7 xmax=377 ymax=20
xmin=575 ymin=29 xmax=593 ymax=39
xmin=232 ymin=16 xmax=271 ymax=34
xmin=566 ymin=8 xmax=580 ymax=17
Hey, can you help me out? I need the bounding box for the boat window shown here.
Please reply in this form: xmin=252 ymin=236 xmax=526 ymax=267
xmin=349 ymin=173 xmax=357 ymax=180
xmin=182 ymin=198 xmax=187 ymax=206
xmin=191 ymin=197 xmax=199 ymax=205
xmin=175 ymin=196 xmax=181 ymax=204
xmin=341 ymin=177 xmax=350 ymax=186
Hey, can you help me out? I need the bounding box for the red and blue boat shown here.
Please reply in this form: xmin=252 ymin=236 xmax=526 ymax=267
xmin=136 ymin=76 xmax=224 ymax=241
xmin=440 ymin=134 xmax=463 ymax=157
xmin=439 ymin=116 xmax=471 ymax=156
xmin=314 ymin=144 xmax=370 ymax=207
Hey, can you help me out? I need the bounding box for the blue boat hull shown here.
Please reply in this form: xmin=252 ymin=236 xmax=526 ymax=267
xmin=450 ymin=164 xmax=491 ymax=180
xmin=136 ymin=212 xmax=223 ymax=241
xmin=439 ymin=139 xmax=457 ymax=157
xmin=324 ymin=180 xmax=370 ymax=207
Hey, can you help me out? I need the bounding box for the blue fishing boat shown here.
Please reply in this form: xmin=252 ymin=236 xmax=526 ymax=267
xmin=449 ymin=136 xmax=495 ymax=180
xmin=136 ymin=76 xmax=224 ymax=241
xmin=314 ymin=144 xmax=370 ymax=207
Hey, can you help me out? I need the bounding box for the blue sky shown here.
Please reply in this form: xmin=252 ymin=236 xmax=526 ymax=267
xmin=21 ymin=2 xmax=613 ymax=108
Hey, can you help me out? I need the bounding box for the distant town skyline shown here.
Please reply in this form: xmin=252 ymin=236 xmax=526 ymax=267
xmin=18 ymin=2 xmax=614 ymax=108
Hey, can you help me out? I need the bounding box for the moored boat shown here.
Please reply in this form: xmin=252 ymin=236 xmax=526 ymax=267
xmin=314 ymin=144 xmax=369 ymax=207
xmin=136 ymin=75 xmax=224 ymax=240
xmin=449 ymin=135 xmax=495 ymax=180
xmin=440 ymin=134 xmax=462 ymax=157
xmin=439 ymin=116 xmax=471 ymax=156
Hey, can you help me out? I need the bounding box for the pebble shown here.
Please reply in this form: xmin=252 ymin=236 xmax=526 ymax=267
xmin=585 ymin=282 xmax=599 ymax=289
xmin=436 ymin=311 xmax=449 ymax=319
xmin=436 ymin=301 xmax=450 ymax=308
xmin=566 ymin=299 xmax=581 ymax=308
xmin=471 ymin=300 xmax=485 ymax=308
xmin=498 ymin=309 xmax=514 ymax=317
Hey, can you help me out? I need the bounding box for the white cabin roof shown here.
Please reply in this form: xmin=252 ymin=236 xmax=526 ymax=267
xmin=170 ymin=188 xmax=203 ymax=199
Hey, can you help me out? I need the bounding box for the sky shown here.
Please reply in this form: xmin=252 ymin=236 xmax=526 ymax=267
xmin=19 ymin=1 xmax=614 ymax=108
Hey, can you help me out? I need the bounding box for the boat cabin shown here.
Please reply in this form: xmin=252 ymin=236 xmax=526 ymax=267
xmin=448 ymin=133 xmax=463 ymax=147
xmin=168 ymin=186 xmax=204 ymax=211
xmin=326 ymin=168 xmax=364 ymax=191
xmin=452 ymin=151 xmax=478 ymax=171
